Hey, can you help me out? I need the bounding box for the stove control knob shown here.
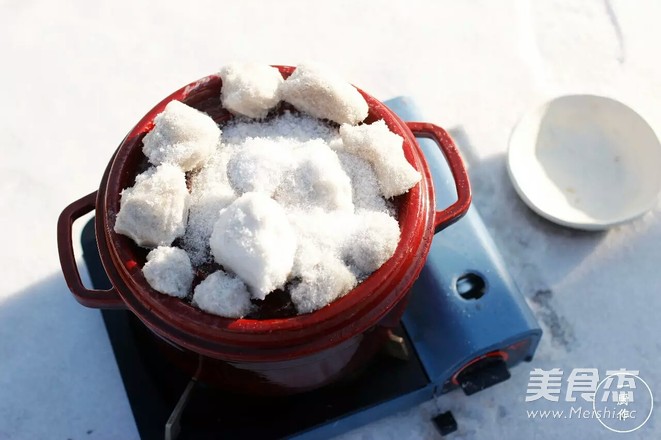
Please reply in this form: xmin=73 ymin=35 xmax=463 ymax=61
xmin=456 ymin=355 xmax=511 ymax=396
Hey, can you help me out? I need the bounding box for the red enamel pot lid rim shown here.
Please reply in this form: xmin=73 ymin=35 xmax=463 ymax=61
xmin=100 ymin=66 xmax=436 ymax=341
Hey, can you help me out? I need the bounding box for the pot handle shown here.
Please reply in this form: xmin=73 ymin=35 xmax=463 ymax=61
xmin=406 ymin=122 xmax=472 ymax=233
xmin=57 ymin=191 xmax=124 ymax=309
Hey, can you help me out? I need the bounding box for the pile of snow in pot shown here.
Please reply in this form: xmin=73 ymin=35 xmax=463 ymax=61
xmin=114 ymin=63 xmax=421 ymax=318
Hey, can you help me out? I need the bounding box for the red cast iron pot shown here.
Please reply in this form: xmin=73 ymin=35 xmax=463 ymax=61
xmin=57 ymin=66 xmax=471 ymax=395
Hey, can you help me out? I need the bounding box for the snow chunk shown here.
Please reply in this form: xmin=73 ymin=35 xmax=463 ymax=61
xmin=209 ymin=192 xmax=297 ymax=299
xmin=281 ymin=64 xmax=368 ymax=125
xmin=337 ymin=152 xmax=389 ymax=213
xmin=340 ymin=120 xmax=421 ymax=198
xmin=291 ymin=257 xmax=357 ymax=314
xmin=227 ymin=138 xmax=294 ymax=196
xmin=287 ymin=210 xmax=354 ymax=276
xmin=142 ymin=246 xmax=194 ymax=298
xmin=275 ymin=140 xmax=353 ymax=211
xmin=193 ymin=270 xmax=253 ymax=318
xmin=219 ymin=63 xmax=283 ymax=119
xmin=142 ymin=100 xmax=220 ymax=171
xmin=114 ymin=164 xmax=189 ymax=247
xmin=343 ymin=211 xmax=400 ymax=276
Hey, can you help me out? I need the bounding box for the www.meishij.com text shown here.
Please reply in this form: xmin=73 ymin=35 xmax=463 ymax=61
xmin=527 ymin=406 xmax=636 ymax=420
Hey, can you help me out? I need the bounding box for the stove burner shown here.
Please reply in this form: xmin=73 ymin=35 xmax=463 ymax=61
xmin=81 ymin=98 xmax=542 ymax=439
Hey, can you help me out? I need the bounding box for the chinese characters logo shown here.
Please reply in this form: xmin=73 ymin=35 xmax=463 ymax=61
xmin=524 ymin=368 xmax=653 ymax=433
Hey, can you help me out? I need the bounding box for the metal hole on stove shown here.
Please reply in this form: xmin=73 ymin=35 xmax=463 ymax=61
xmin=456 ymin=272 xmax=487 ymax=300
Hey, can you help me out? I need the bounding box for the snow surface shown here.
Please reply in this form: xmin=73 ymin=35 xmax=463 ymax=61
xmin=181 ymin=111 xmax=336 ymax=266
xmin=290 ymin=256 xmax=357 ymax=314
xmin=343 ymin=210 xmax=400 ymax=276
xmin=182 ymin=145 xmax=237 ymax=265
xmin=3 ymin=1 xmax=661 ymax=439
xmin=190 ymin=112 xmax=401 ymax=313
xmin=276 ymin=139 xmax=354 ymax=212
xmin=227 ymin=137 xmax=294 ymax=196
xmin=337 ymin=151 xmax=391 ymax=213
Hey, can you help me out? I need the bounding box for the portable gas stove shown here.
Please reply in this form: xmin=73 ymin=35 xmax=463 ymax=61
xmin=80 ymin=98 xmax=541 ymax=439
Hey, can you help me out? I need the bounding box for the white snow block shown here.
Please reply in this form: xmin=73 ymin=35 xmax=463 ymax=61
xmin=142 ymin=246 xmax=194 ymax=298
xmin=142 ymin=100 xmax=220 ymax=171
xmin=193 ymin=270 xmax=253 ymax=318
xmin=280 ymin=64 xmax=368 ymax=125
xmin=219 ymin=63 xmax=284 ymax=119
xmin=340 ymin=120 xmax=421 ymax=198
xmin=114 ymin=164 xmax=189 ymax=247
xmin=209 ymin=192 xmax=297 ymax=299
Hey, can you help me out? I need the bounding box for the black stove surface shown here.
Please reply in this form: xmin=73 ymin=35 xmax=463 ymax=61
xmin=81 ymin=219 xmax=430 ymax=440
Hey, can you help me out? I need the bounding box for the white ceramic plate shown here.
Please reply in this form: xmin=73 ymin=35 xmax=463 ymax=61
xmin=507 ymin=95 xmax=661 ymax=230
